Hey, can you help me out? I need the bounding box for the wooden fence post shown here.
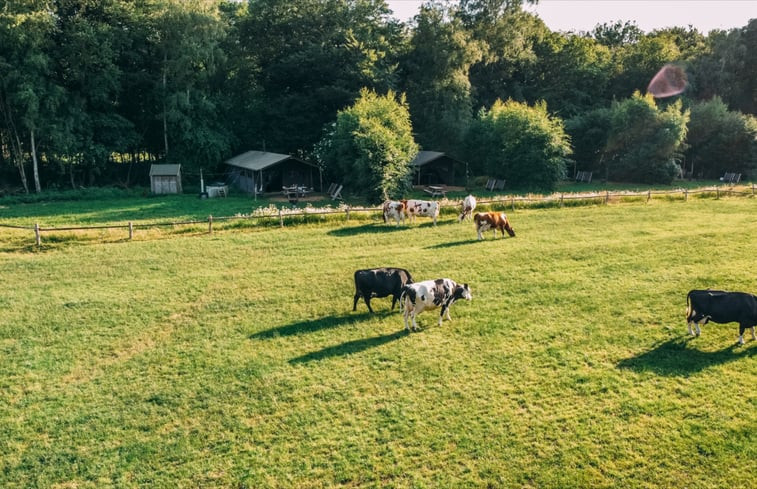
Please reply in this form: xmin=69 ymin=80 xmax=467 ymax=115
xmin=752 ymin=183 xmax=755 ymax=196
xmin=716 ymin=187 xmax=720 ymax=199
xmin=684 ymin=189 xmax=688 ymax=201
xmin=605 ymin=191 xmax=610 ymax=205
xmin=35 ymin=223 xmax=40 ymax=247
xmin=647 ymin=190 xmax=651 ymax=203
xmin=208 ymin=215 xmax=213 ymax=234
xmin=345 ymin=206 xmax=350 ymax=221
xmin=511 ymin=197 xmax=515 ymax=211
xmin=278 ymin=209 xmax=284 ymax=227
xmin=560 ymin=193 xmax=564 ymax=207
xmin=128 ymin=221 xmax=133 ymax=240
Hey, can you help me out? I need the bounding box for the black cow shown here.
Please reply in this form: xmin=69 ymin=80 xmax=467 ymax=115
xmin=353 ymin=267 xmax=413 ymax=313
xmin=686 ymin=289 xmax=757 ymax=345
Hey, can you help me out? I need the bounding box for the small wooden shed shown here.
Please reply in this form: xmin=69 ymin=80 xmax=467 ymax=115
xmin=149 ymin=164 xmax=183 ymax=194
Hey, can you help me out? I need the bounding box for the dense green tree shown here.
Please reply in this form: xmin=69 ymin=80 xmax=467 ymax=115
xmin=528 ymin=32 xmax=613 ymax=117
xmin=464 ymin=98 xmax=571 ymax=192
xmin=604 ymin=92 xmax=689 ymax=184
xmin=564 ymin=107 xmax=612 ymax=179
xmin=400 ymin=2 xmax=482 ymax=155
xmin=315 ymin=88 xmax=418 ymax=203
xmin=0 ymin=0 xmax=61 ymax=192
xmin=684 ymin=97 xmax=757 ymax=179
xmin=239 ymin=0 xmax=404 ymax=154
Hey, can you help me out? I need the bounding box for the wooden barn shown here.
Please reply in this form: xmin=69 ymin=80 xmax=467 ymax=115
xmin=149 ymin=164 xmax=182 ymax=194
xmin=225 ymin=151 xmax=321 ymax=197
xmin=411 ymin=151 xmax=467 ymax=186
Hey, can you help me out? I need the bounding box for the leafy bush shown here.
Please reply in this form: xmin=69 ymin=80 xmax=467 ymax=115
xmin=465 ymin=99 xmax=571 ymax=192
xmin=315 ymin=89 xmax=419 ymax=204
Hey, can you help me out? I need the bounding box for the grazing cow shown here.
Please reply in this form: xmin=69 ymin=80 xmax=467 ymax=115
xmin=401 ymin=278 xmax=472 ymax=331
xmin=458 ymin=195 xmax=477 ymax=222
xmin=382 ymin=200 xmax=407 ymax=226
xmin=473 ymin=212 xmax=516 ymax=240
xmin=405 ymin=199 xmax=440 ymax=226
xmin=353 ymin=267 xmax=414 ymax=313
xmin=686 ymin=289 xmax=757 ymax=345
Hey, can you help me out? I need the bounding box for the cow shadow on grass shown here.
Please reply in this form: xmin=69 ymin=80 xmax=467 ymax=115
xmin=250 ymin=311 xmax=392 ymax=339
xmin=289 ymin=330 xmax=406 ymax=364
xmin=617 ymin=337 xmax=756 ymax=376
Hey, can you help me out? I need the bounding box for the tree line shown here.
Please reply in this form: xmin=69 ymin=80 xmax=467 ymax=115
xmin=2 ymin=0 xmax=756 ymax=199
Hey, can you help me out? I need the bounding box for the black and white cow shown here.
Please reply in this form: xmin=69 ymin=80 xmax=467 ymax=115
xmin=686 ymin=289 xmax=757 ymax=345
xmin=401 ymin=278 xmax=472 ymax=331
xmin=353 ymin=267 xmax=414 ymax=313
xmin=405 ymin=199 xmax=440 ymax=226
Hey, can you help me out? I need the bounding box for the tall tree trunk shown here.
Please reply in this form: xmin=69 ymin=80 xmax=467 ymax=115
xmin=162 ymin=52 xmax=169 ymax=158
xmin=12 ymin=131 xmax=29 ymax=194
xmin=30 ymin=128 xmax=41 ymax=192
xmin=1 ymin=95 xmax=30 ymax=193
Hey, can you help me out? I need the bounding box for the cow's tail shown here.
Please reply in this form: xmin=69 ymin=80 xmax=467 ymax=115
xmin=685 ymin=290 xmax=692 ymax=319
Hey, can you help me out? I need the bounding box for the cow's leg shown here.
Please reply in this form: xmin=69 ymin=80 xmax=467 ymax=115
xmin=412 ymin=312 xmax=419 ymax=331
xmin=751 ymin=326 xmax=756 ymax=341
xmin=403 ymin=304 xmax=411 ymax=331
xmin=391 ymin=293 xmax=398 ymax=310
xmin=477 ymin=228 xmax=483 ymax=240
xmin=363 ymin=295 xmax=374 ymax=314
xmin=738 ymin=324 xmax=747 ymax=345
xmin=353 ymin=292 xmax=360 ymax=311
xmin=688 ymin=320 xmax=702 ymax=337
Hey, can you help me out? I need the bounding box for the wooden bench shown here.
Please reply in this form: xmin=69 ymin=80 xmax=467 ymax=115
xmin=485 ymin=178 xmax=505 ymax=191
xmin=720 ymin=172 xmax=741 ymax=185
xmin=575 ymin=171 xmax=593 ymax=183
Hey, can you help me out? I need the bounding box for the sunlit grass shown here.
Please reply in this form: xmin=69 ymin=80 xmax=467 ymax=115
xmin=0 ymin=198 xmax=755 ymax=488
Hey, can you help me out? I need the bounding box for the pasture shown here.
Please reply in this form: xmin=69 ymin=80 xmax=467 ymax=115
xmin=1 ymin=197 xmax=756 ymax=488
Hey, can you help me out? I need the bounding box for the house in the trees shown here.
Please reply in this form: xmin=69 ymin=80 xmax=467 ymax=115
xmin=225 ymin=151 xmax=321 ymax=197
xmin=149 ymin=164 xmax=183 ymax=194
xmin=410 ymin=151 xmax=467 ymax=186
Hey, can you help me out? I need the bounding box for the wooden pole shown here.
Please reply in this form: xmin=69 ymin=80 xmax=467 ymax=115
xmin=345 ymin=206 xmax=350 ymax=221
xmin=684 ymin=189 xmax=688 ymax=201
xmin=208 ymin=215 xmax=213 ymax=234
xmin=560 ymin=193 xmax=564 ymax=207
xmin=647 ymin=190 xmax=651 ymax=203
xmin=128 ymin=221 xmax=133 ymax=240
xmin=34 ymin=223 xmax=40 ymax=246
xmin=279 ymin=209 xmax=283 ymax=227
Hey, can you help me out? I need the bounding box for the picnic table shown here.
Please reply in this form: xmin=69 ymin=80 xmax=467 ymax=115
xmin=424 ymin=185 xmax=447 ymax=198
xmin=282 ymin=185 xmax=311 ymax=203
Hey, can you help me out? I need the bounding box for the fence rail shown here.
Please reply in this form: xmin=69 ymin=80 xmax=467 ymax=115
xmin=1 ymin=184 xmax=754 ymax=247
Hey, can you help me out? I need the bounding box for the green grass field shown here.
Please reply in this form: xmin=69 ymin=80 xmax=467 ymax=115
xmin=1 ymin=195 xmax=755 ymax=488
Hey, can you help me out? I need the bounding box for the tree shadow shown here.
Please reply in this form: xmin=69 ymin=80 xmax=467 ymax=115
xmin=250 ymin=310 xmax=392 ymax=339
xmin=617 ymin=337 xmax=756 ymax=376
xmin=425 ymin=239 xmax=477 ymax=249
xmin=327 ymin=223 xmax=405 ymax=237
xmin=289 ymin=330 xmax=407 ymax=364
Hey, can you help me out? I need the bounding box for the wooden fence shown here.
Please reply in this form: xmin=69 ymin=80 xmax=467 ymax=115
xmin=2 ymin=184 xmax=755 ymax=247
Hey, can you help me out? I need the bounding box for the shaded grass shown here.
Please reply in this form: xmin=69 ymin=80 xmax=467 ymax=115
xmin=0 ymin=198 xmax=755 ymax=488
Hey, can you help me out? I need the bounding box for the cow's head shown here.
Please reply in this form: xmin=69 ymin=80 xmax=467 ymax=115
xmin=502 ymin=214 xmax=516 ymax=237
xmin=457 ymin=283 xmax=472 ymax=301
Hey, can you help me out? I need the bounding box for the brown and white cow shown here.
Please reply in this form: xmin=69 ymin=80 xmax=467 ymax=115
xmin=382 ymin=200 xmax=407 ymax=226
xmin=405 ymin=199 xmax=440 ymax=226
xmin=401 ymin=278 xmax=472 ymax=331
xmin=473 ymin=212 xmax=515 ymax=240
xmin=458 ymin=194 xmax=477 ymax=222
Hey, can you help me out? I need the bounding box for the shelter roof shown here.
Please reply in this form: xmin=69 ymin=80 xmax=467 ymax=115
xmin=410 ymin=151 xmax=463 ymax=167
xmin=149 ymin=164 xmax=181 ymax=176
xmin=225 ymin=150 xmax=317 ymax=171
